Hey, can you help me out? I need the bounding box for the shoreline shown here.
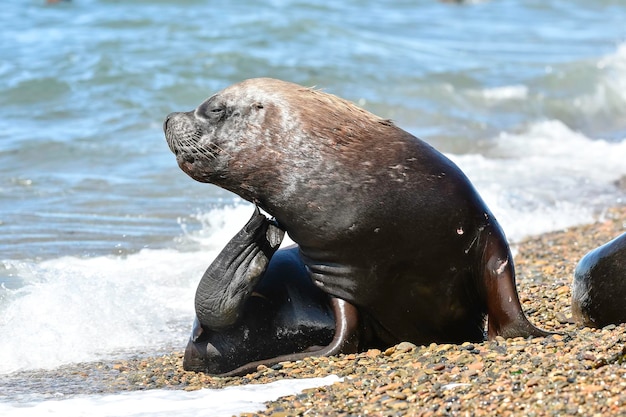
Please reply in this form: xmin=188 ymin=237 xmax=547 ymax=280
xmin=2 ymin=205 xmax=626 ymax=415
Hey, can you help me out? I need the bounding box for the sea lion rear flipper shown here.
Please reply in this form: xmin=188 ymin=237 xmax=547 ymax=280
xmin=217 ymin=297 xmax=360 ymax=377
xmin=194 ymin=207 xmax=284 ymax=331
xmin=482 ymin=234 xmax=552 ymax=339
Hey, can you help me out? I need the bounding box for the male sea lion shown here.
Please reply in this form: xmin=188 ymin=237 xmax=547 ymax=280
xmin=572 ymin=232 xmax=626 ymax=328
xmin=164 ymin=78 xmax=549 ymax=376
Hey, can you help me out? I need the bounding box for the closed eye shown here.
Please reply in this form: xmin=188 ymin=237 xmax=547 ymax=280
xmin=195 ymin=97 xmax=226 ymax=122
xmin=205 ymin=105 xmax=225 ymax=122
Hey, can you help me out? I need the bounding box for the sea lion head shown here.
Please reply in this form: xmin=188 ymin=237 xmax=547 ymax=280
xmin=164 ymin=79 xmax=278 ymax=185
xmin=165 ymin=77 xmax=397 ymax=196
xmin=164 ymin=77 xmax=400 ymax=232
xmin=164 ymin=78 xmax=336 ymax=207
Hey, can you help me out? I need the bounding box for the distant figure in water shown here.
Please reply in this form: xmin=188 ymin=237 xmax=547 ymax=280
xmin=46 ymin=0 xmax=70 ymax=4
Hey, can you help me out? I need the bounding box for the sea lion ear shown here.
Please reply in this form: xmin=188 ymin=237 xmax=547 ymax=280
xmin=251 ymin=102 xmax=264 ymax=110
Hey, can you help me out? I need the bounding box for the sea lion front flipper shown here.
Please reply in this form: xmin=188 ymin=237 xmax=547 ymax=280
xmin=194 ymin=207 xmax=284 ymax=331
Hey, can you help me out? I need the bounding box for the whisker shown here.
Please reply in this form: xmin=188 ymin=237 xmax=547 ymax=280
xmin=169 ymin=128 xmax=232 ymax=163
xmin=189 ymin=132 xmax=220 ymax=160
xmin=207 ymin=142 xmax=232 ymax=160
xmin=180 ymin=135 xmax=215 ymax=161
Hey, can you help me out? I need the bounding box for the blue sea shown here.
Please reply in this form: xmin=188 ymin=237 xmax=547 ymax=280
xmin=1 ymin=0 xmax=625 ymax=414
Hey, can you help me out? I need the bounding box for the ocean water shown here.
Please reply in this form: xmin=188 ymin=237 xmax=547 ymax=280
xmin=1 ymin=0 xmax=626 ymax=414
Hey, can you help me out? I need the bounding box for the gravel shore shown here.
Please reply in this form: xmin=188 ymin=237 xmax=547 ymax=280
xmin=3 ymin=206 xmax=626 ymax=416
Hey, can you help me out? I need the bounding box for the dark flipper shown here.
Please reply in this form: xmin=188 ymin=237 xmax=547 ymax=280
xmin=482 ymin=231 xmax=552 ymax=339
xmin=183 ymin=246 xmax=336 ymax=374
xmin=218 ymin=297 xmax=360 ymax=377
xmin=194 ymin=207 xmax=284 ymax=331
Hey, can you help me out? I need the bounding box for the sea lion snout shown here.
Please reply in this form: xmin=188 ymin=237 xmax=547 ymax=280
xmin=163 ymin=111 xmax=221 ymax=183
xmin=163 ymin=111 xmax=191 ymax=155
xmin=162 ymin=112 xmax=173 ymax=133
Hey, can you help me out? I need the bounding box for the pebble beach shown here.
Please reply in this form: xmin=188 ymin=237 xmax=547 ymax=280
xmin=3 ymin=206 xmax=626 ymax=416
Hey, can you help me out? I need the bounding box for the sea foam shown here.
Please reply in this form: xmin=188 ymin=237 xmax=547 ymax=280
xmin=0 ymin=375 xmax=341 ymax=417
xmin=451 ymin=119 xmax=626 ymax=241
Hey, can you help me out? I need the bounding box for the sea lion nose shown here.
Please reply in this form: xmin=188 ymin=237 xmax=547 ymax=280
xmin=163 ymin=113 xmax=181 ymax=155
xmin=163 ymin=113 xmax=174 ymax=132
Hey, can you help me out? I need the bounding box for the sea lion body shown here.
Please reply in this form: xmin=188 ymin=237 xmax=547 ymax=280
xmin=572 ymin=232 xmax=626 ymax=328
xmin=165 ymin=78 xmax=547 ymax=375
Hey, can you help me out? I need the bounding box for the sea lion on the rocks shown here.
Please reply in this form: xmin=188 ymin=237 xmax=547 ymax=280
xmin=164 ymin=77 xmax=549 ymax=376
xmin=572 ymin=232 xmax=626 ymax=328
